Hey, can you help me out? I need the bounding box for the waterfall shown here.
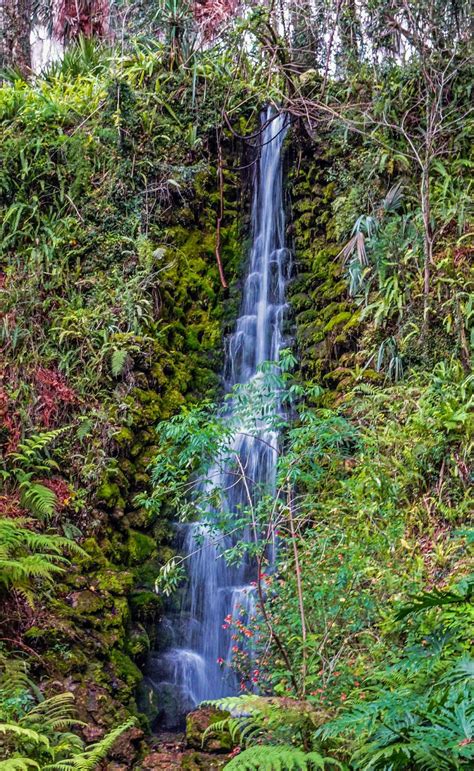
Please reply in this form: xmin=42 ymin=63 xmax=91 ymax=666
xmin=147 ymin=108 xmax=290 ymax=728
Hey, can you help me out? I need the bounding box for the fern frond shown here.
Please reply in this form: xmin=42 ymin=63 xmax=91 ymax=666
xmin=43 ymin=718 xmax=135 ymax=770
xmin=225 ymin=745 xmax=342 ymax=770
xmin=8 ymin=428 xmax=68 ymax=470
xmin=0 ymin=761 xmax=41 ymax=770
xmin=0 ymin=723 xmax=50 ymax=748
xmin=0 ymin=656 xmax=33 ymax=699
xmin=111 ymin=349 xmax=128 ymax=377
xmin=440 ymin=656 xmax=474 ymax=688
xmin=19 ymin=482 xmax=57 ymax=518
xmin=0 ymin=518 xmax=84 ymax=596
xmin=22 ymin=692 xmax=81 ymax=732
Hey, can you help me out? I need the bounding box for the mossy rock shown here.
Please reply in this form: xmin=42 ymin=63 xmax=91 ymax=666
xmin=95 ymin=568 xmax=134 ymax=595
xmin=96 ymin=481 xmax=125 ymax=510
xmin=113 ymin=427 xmax=134 ymax=446
xmin=127 ymin=530 xmax=157 ymax=564
xmin=124 ymin=506 xmax=157 ymax=530
xmin=110 ymin=648 xmax=143 ymax=688
xmin=69 ymin=590 xmax=105 ymax=615
xmin=102 ymin=596 xmax=130 ymax=630
xmin=181 ymin=752 xmax=227 ymax=769
xmin=130 ymin=590 xmax=162 ymax=621
xmin=78 ymin=537 xmax=111 ymax=569
xmin=126 ymin=624 xmax=150 ymax=658
xmin=186 ymin=707 xmax=232 ymax=752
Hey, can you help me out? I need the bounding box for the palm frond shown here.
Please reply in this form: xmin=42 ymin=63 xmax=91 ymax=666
xmin=382 ymin=182 xmax=403 ymax=212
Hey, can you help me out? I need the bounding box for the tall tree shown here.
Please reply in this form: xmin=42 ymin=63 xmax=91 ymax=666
xmin=0 ymin=0 xmax=32 ymax=75
xmin=53 ymin=0 xmax=110 ymax=44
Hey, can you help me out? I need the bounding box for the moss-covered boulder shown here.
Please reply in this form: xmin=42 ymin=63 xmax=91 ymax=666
xmin=128 ymin=530 xmax=157 ymax=564
xmin=130 ymin=590 xmax=162 ymax=621
xmin=69 ymin=590 xmax=105 ymax=615
xmin=110 ymin=648 xmax=143 ymax=688
xmin=185 ymin=707 xmax=232 ymax=752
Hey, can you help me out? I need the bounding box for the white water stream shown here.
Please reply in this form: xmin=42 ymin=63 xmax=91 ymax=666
xmin=146 ymin=108 xmax=290 ymax=727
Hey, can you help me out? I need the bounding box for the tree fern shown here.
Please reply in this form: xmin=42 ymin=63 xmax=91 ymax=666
xmin=225 ymin=745 xmax=342 ymax=770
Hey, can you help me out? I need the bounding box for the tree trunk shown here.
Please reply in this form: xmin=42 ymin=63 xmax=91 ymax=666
xmin=0 ymin=0 xmax=31 ymax=76
xmin=421 ymin=165 xmax=433 ymax=332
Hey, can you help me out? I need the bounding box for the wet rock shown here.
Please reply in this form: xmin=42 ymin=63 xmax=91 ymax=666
xmin=181 ymin=751 xmax=227 ymax=769
xmin=139 ymin=750 xmax=227 ymax=770
xmin=140 ymin=751 xmax=182 ymax=769
xmin=69 ymin=589 xmax=104 ymax=614
xmin=107 ymin=725 xmax=144 ymax=763
xmin=185 ymin=707 xmax=231 ymax=752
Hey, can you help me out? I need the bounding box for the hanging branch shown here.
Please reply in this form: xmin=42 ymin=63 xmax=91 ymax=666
xmin=215 ymin=139 xmax=228 ymax=289
xmin=233 ymin=450 xmax=299 ymax=693
xmin=321 ymin=0 xmax=344 ymax=98
xmin=287 ymin=485 xmax=307 ymax=695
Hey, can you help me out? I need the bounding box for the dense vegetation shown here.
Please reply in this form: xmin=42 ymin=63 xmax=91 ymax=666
xmin=1 ymin=1 xmax=472 ymax=768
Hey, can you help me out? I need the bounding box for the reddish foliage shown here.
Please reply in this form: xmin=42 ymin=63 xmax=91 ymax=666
xmin=0 ymin=388 xmax=21 ymax=454
xmin=0 ymin=493 xmax=25 ymax=518
xmin=193 ymin=0 xmax=240 ymax=40
xmin=34 ymin=367 xmax=77 ymax=427
xmin=38 ymin=478 xmax=72 ymax=511
xmin=53 ymin=0 xmax=110 ymax=42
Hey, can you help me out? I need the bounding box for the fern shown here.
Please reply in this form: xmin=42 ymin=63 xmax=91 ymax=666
xmin=203 ymin=695 xmax=318 ymax=748
xmin=0 ymin=723 xmax=50 ymax=748
xmin=396 ymin=581 xmax=473 ymax=619
xmin=202 ymin=696 xmax=342 ymax=768
xmin=0 ymin=657 xmax=134 ymax=769
xmin=0 ymin=517 xmax=84 ymax=599
xmin=3 ymin=428 xmax=69 ymax=518
xmin=225 ymin=745 xmax=342 ymax=770
xmin=7 ymin=429 xmax=67 ymax=470
xmin=22 ymin=692 xmax=81 ymax=732
xmin=0 ymin=656 xmax=35 ymax=702
xmin=43 ymin=718 xmax=135 ymax=770
xmin=110 ymin=349 xmax=128 ymax=377
xmin=19 ymin=481 xmax=57 ymax=519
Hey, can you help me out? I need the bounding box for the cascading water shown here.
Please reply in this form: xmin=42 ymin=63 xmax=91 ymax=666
xmin=146 ymin=108 xmax=290 ymax=728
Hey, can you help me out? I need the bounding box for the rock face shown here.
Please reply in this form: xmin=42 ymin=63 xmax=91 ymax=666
xmin=185 ymin=707 xmax=232 ymax=753
xmin=138 ymin=725 xmax=229 ymax=769
xmin=139 ymin=750 xmax=227 ymax=770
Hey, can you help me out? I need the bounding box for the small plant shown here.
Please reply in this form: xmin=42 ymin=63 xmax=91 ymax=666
xmin=2 ymin=428 xmax=68 ymax=519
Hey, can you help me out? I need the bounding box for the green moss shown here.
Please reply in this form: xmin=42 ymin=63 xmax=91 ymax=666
xmin=127 ymin=530 xmax=157 ymax=564
xmin=70 ymin=589 xmax=105 ymax=614
xmin=95 ymin=568 xmax=134 ymax=595
xmin=129 ymin=590 xmax=162 ymax=621
xmin=127 ymin=624 xmax=151 ymax=657
xmin=114 ymin=427 xmax=134 ymax=446
xmin=96 ymin=481 xmax=125 ymax=510
xmin=110 ymin=648 xmax=143 ymax=688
